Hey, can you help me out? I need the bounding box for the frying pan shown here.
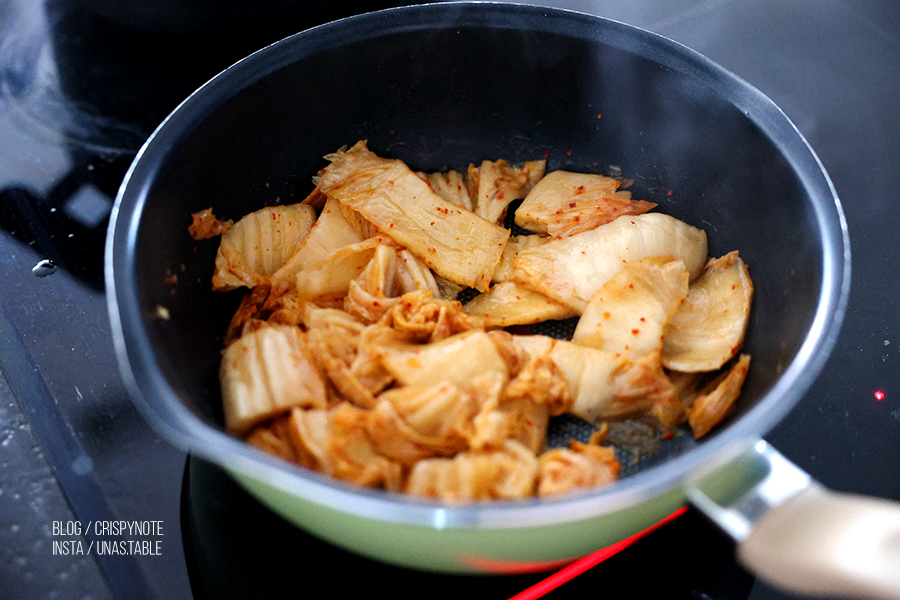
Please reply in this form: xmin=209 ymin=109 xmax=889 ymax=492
xmin=105 ymin=3 xmax=899 ymax=598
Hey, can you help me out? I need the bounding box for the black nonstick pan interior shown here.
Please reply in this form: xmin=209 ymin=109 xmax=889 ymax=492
xmin=116 ymin=4 xmax=840 ymax=506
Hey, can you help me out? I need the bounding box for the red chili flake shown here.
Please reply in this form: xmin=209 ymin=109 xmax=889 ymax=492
xmin=667 ymin=190 xmax=674 ymax=196
xmin=430 ymin=222 xmax=435 ymax=226
xmin=639 ymin=317 xmax=646 ymax=322
xmin=497 ymin=192 xmax=505 ymax=200
xmin=602 ymin=311 xmax=611 ymax=319
xmin=566 ymin=149 xmax=573 ymax=157
xmin=661 ymin=431 xmax=675 ymax=440
xmin=542 ymin=150 xmax=551 ymax=158
xmin=631 ymin=329 xmax=640 ymax=335
xmin=597 ymin=113 xmax=602 ymax=119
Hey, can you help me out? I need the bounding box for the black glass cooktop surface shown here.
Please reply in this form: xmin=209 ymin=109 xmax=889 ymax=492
xmin=1 ymin=1 xmax=898 ymax=599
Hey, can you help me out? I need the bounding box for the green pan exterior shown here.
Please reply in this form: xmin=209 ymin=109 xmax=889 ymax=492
xmin=227 ymin=446 xmax=767 ymax=572
xmin=230 ymin=471 xmax=682 ymax=572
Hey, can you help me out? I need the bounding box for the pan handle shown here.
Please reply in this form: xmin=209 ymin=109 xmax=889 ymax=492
xmin=686 ymin=440 xmax=900 ymax=600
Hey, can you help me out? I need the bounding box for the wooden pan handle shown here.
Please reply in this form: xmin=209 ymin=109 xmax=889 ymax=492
xmin=740 ymin=485 xmax=900 ymax=600
xmin=687 ymin=441 xmax=900 ymax=599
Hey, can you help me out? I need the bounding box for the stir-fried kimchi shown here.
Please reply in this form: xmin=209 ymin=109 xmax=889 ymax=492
xmin=190 ymin=141 xmax=753 ymax=501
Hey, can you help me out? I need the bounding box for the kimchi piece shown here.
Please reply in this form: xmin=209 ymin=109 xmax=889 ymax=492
xmin=670 ymin=354 xmax=752 ymax=438
xmin=572 ymin=256 xmax=690 ymax=360
xmin=661 ymin=251 xmax=754 ymax=372
xmin=536 ymin=439 xmax=621 ymax=497
xmin=273 ymin=196 xmax=365 ymax=284
xmin=417 ymin=169 xmax=474 ymax=212
xmin=516 ymin=170 xmax=656 ymax=238
xmin=189 ymin=207 xmax=232 ymax=240
xmin=212 ymin=204 xmax=316 ymax=291
xmin=316 ymin=141 xmax=509 ymax=291
xmin=366 ymin=381 xmax=478 ymax=465
xmin=468 ymin=158 xmax=546 ymax=225
xmin=465 ymin=281 xmax=576 ymax=327
xmin=220 ymin=324 xmax=328 ymax=435
xmin=491 ymin=234 xmax=550 ymax=283
xmin=510 ymin=212 xmax=708 ymax=313
xmin=405 ymin=440 xmax=539 ymax=501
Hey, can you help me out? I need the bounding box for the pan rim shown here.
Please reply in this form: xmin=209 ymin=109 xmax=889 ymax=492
xmin=105 ymin=1 xmax=851 ymax=529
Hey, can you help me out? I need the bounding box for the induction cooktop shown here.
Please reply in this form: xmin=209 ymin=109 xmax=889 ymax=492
xmin=1 ymin=1 xmax=898 ymax=599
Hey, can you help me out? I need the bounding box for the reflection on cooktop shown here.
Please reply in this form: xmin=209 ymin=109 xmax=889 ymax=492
xmin=0 ymin=155 xmax=130 ymax=291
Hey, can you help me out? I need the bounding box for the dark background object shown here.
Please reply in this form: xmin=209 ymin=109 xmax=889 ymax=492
xmin=0 ymin=1 xmax=898 ymax=599
xmin=46 ymin=0 xmax=422 ymax=149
